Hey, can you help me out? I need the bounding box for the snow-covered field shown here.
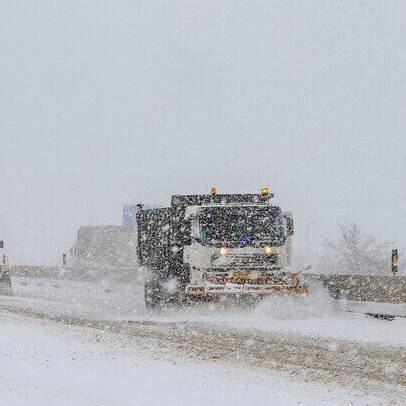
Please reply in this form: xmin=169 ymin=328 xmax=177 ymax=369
xmin=1 ymin=276 xmax=406 ymax=405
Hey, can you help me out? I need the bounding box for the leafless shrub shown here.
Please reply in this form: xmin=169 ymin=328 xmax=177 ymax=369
xmin=321 ymin=222 xmax=392 ymax=275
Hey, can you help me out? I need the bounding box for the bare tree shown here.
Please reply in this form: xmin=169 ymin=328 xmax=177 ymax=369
xmin=322 ymin=222 xmax=391 ymax=275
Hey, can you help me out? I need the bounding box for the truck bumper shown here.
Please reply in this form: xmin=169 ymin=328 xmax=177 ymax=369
xmin=185 ymin=283 xmax=309 ymax=296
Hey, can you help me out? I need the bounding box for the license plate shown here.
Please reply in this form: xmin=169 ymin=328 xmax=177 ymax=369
xmin=224 ymin=283 xmax=244 ymax=293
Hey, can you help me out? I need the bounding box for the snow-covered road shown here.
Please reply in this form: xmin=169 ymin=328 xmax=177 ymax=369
xmin=6 ymin=276 xmax=406 ymax=346
xmin=0 ymin=309 xmax=387 ymax=406
xmin=1 ymin=277 xmax=406 ymax=405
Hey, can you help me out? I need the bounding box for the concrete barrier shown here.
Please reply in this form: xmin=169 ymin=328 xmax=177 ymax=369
xmin=7 ymin=265 xmax=139 ymax=283
xmin=305 ymin=273 xmax=406 ymax=304
xmin=7 ymin=265 xmax=74 ymax=279
xmin=6 ymin=265 xmax=406 ymax=304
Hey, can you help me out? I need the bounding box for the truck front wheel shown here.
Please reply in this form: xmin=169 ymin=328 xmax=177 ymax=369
xmin=144 ymin=278 xmax=163 ymax=309
xmin=144 ymin=274 xmax=186 ymax=309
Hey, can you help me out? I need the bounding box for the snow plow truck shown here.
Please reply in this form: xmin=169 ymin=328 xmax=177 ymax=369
xmin=137 ymin=188 xmax=308 ymax=308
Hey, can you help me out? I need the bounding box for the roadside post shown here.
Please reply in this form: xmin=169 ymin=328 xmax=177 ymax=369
xmin=391 ymin=249 xmax=398 ymax=275
xmin=0 ymin=240 xmax=9 ymax=267
xmin=62 ymin=253 xmax=67 ymax=266
xmin=0 ymin=240 xmax=3 ymax=267
xmin=0 ymin=240 xmax=12 ymax=295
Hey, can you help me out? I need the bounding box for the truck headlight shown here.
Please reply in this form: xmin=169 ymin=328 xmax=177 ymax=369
xmin=220 ymin=247 xmax=228 ymax=256
xmin=264 ymin=246 xmax=272 ymax=254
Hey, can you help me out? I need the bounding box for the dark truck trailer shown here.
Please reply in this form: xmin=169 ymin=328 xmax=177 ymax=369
xmin=137 ymin=189 xmax=308 ymax=308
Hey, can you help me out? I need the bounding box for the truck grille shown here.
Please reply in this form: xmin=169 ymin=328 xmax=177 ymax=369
xmin=222 ymin=253 xmax=278 ymax=267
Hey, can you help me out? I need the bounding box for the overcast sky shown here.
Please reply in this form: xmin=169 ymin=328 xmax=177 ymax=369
xmin=1 ymin=1 xmax=405 ymax=265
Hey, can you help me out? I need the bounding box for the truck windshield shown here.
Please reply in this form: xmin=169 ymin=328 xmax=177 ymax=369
xmin=198 ymin=206 xmax=284 ymax=245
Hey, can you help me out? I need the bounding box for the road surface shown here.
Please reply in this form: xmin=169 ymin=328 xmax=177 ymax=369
xmin=0 ymin=276 xmax=405 ymax=405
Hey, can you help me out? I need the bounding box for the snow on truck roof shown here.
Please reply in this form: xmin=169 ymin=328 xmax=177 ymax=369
xmin=171 ymin=193 xmax=274 ymax=207
xmin=183 ymin=204 xmax=283 ymax=219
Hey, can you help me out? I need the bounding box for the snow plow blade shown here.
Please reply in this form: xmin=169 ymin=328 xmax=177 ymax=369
xmin=0 ymin=266 xmax=13 ymax=296
xmin=186 ymin=270 xmax=309 ymax=296
xmin=185 ymin=283 xmax=309 ymax=296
